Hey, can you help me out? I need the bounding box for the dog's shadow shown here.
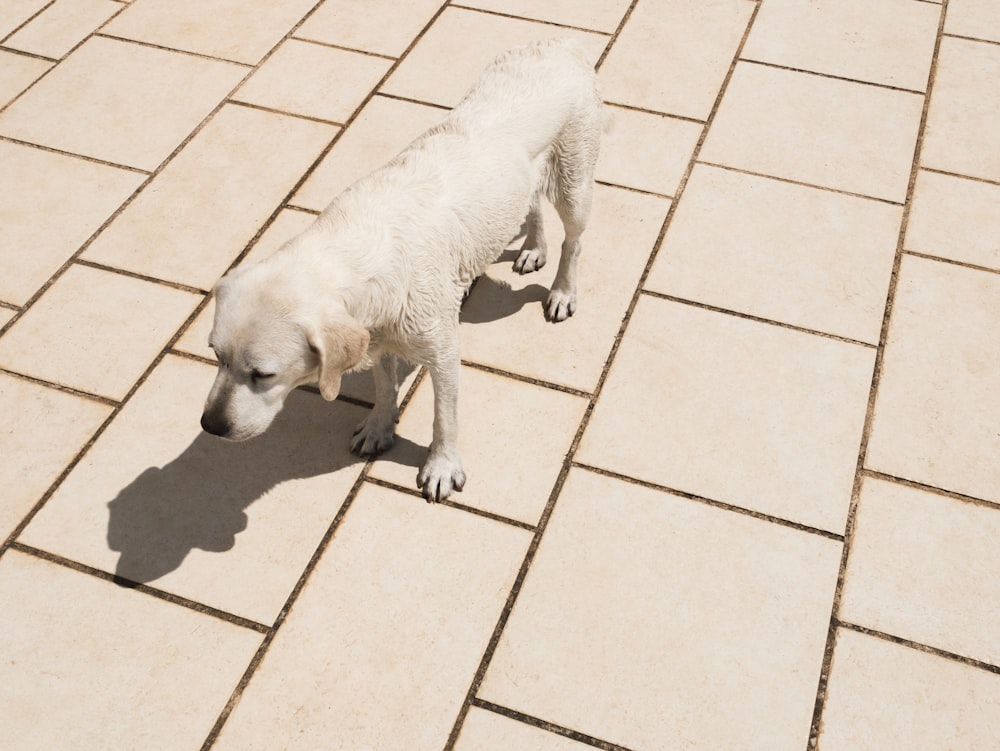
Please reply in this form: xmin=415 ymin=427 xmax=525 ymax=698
xmin=105 ymin=389 xmax=374 ymax=586
xmin=461 ymin=250 xmax=549 ymax=325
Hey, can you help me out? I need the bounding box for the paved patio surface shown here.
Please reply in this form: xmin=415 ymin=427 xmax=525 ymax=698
xmin=2 ymin=0 xmax=999 ymax=748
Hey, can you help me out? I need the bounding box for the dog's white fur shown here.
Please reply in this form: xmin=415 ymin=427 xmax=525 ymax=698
xmin=202 ymin=39 xmax=602 ymax=501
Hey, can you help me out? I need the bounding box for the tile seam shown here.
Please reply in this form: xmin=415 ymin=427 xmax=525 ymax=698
xmin=72 ymin=258 xmax=209 ymax=295
xmin=443 ymin=1 xmax=765 ymax=746
xmin=286 ymin=35 xmax=399 ymax=60
xmin=942 ymin=31 xmax=1000 ymax=48
xmin=459 ymin=359 xmax=594 ymax=399
xmin=639 ymin=289 xmax=879 ymax=349
xmin=0 ymin=45 xmax=57 ymax=62
xmin=92 ymin=32 xmax=254 ymax=67
xmin=0 ymin=135 xmax=151 ymax=174
xmin=901 ymin=249 xmax=1000 ymax=277
xmin=571 ymin=462 xmax=846 ymax=542
xmin=0 ymin=366 xmax=118 ymax=406
xmin=738 ymin=56 xmax=929 ymax=96
xmin=8 ymin=542 xmax=271 ymax=633
xmin=860 ymin=468 xmax=1000 ymax=513
xmin=919 ymin=165 xmax=1000 ymax=188
xmin=0 ymin=0 xmax=58 ymax=46
xmin=593 ymin=178 xmax=672 ymax=200
xmin=471 ymin=698 xmax=633 ymax=751
xmin=602 ymin=99 xmax=706 ymax=125
xmin=806 ymin=0 xmax=949 ymax=744
xmin=448 ymin=3 xmax=615 ymax=36
xmin=224 ymin=98 xmax=346 ymax=128
xmin=836 ymin=620 xmax=1000 ymax=676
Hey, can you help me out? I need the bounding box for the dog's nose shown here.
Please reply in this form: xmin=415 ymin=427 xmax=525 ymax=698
xmin=200 ymin=411 xmax=230 ymax=438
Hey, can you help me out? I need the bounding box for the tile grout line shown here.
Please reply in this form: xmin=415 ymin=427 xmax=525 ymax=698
xmin=696 ymin=159 xmax=907 ymax=207
xmin=836 ymin=620 xmax=1000 ymax=676
xmin=459 ymin=359 xmax=594 ymax=399
xmin=370 ymin=90 xmax=453 ymax=111
xmin=448 ymin=3 xmax=614 ymax=36
xmin=0 ymin=0 xmax=58 ymax=46
xmin=0 ymin=134 xmax=151 ymax=175
xmin=942 ymin=31 xmax=1000 ymax=48
xmin=443 ymin=1 xmax=764 ymax=747
xmin=919 ymin=164 xmax=1000 ymax=188
xmin=593 ymin=178 xmax=672 ymax=200
xmin=602 ymin=99 xmax=706 ymax=125
xmin=0 ymin=45 xmax=58 ymax=62
xmin=92 ymin=32 xmax=253 ymax=66
xmin=640 ymin=289 xmax=878 ymax=349
xmin=0 ymin=366 xmax=118 ymax=406
xmin=472 ymin=698 xmax=632 ymax=751
xmin=738 ymin=56 xmax=929 ymax=96
xmin=806 ymin=1 xmax=952 ymax=745
xmin=9 ymin=542 xmax=270 ymax=634
xmin=861 ymin=467 xmax=1000 ymax=515
xmin=287 ymin=35 xmax=398 ymax=61
xmin=571 ymin=463 xmax=845 ymax=542
xmin=72 ymin=258 xmax=209 ymax=295
xmin=902 ymin=249 xmax=1000 ymax=278
xmin=224 ymin=98 xmax=346 ymax=128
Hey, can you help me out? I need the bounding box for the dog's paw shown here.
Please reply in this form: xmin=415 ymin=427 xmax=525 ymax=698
xmin=417 ymin=455 xmax=466 ymax=503
xmin=545 ymin=289 xmax=577 ymax=322
xmin=513 ymin=248 xmax=546 ymax=274
xmin=351 ymin=414 xmax=396 ymax=457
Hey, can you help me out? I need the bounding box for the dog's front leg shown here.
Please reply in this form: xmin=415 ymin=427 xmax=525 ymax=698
xmin=351 ymin=353 xmax=400 ymax=456
xmin=417 ymin=338 xmax=466 ymax=503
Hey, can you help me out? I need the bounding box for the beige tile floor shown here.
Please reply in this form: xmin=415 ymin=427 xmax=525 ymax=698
xmin=1 ymin=1 xmax=998 ymax=749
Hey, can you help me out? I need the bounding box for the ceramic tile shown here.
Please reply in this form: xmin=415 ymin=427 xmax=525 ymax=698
xmin=0 ymin=140 xmax=144 ymax=305
xmin=840 ymin=476 xmax=1000 ymax=665
xmin=921 ymin=37 xmax=1000 ymax=183
xmin=174 ymin=209 xmax=318 ymax=360
xmin=382 ymin=7 xmax=608 ymax=108
xmin=102 ymin=0 xmax=317 ymax=64
xmin=819 ymin=629 xmax=1000 ymax=750
xmin=214 ymin=482 xmax=530 ymax=750
xmin=577 ymin=295 xmax=874 ymax=533
xmin=945 ymin=0 xmax=1000 ymax=43
xmin=82 ymin=104 xmax=335 ymax=289
xmin=866 ymin=255 xmax=1000 ymax=502
xmin=0 ymin=36 xmax=246 ymax=171
xmin=0 ymin=374 xmax=110 ymax=539
xmin=646 ymin=164 xmax=901 ymax=344
xmin=370 ymin=365 xmax=587 ymax=525
xmin=480 ymin=468 xmax=842 ymax=750
xmin=232 ymin=39 xmax=390 ymax=123
xmin=701 ymin=62 xmax=923 ymax=202
xmin=0 ymin=49 xmax=51 ymax=108
xmin=460 ymin=185 xmax=668 ymax=393
xmin=0 ymin=0 xmax=49 ymax=39
xmin=5 ymin=0 xmax=122 ymax=59
xmin=0 ymin=308 xmax=14 ymax=327
xmin=596 ymin=105 xmax=701 ymax=196
xmin=741 ymin=0 xmax=939 ymax=91
xmin=457 ymin=0 xmax=632 ymax=33
xmin=292 ymin=95 xmax=446 ymax=211
xmin=0 ymin=265 xmax=199 ymax=400
xmin=294 ymin=0 xmax=443 ymax=57
xmin=599 ymin=0 xmax=754 ymax=120
xmin=905 ymin=170 xmax=1000 ymax=271
xmin=0 ymin=550 xmax=261 ymax=751
xmin=456 ymin=707 xmax=592 ymax=750
xmin=19 ymin=355 xmax=368 ymax=624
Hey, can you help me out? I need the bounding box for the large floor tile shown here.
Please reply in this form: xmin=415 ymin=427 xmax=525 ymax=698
xmin=4 ymin=0 xmax=121 ymax=59
xmin=646 ymin=164 xmax=901 ymax=344
xmin=0 ymin=0 xmax=49 ymax=39
xmin=0 ymin=265 xmax=199 ymax=400
xmin=905 ymin=170 xmax=1000 ymax=271
xmin=82 ymin=104 xmax=334 ymax=289
xmin=103 ymin=0 xmax=317 ymax=64
xmin=232 ymin=39 xmax=390 ymax=124
xmin=0 ymin=140 xmax=144 ymax=305
xmin=0 ymin=550 xmax=262 ymax=751
xmin=0 ymin=37 xmax=246 ymax=171
xmin=599 ymin=0 xmax=753 ymax=120
xmin=459 ymin=0 xmax=632 ymax=33
xmin=214 ymin=482 xmax=530 ymax=750
xmin=578 ymin=295 xmax=874 ymax=533
xmin=0 ymin=49 xmax=51 ymax=108
xmin=0 ymin=374 xmax=110 ymax=539
xmin=19 ymin=355 xmax=367 ymax=625
xmin=456 ymin=707 xmax=592 ymax=750
xmin=921 ymin=37 xmax=1000 ymax=183
xmin=480 ymin=468 xmax=841 ymax=750
xmin=945 ymin=0 xmax=1000 ymax=43
xmin=460 ymin=185 xmax=668 ymax=393
xmin=382 ymin=6 xmax=608 ymax=108
xmin=701 ymin=62 xmax=923 ymax=202
xmin=291 ymin=95 xmax=446 ymax=211
xmin=840 ymin=476 xmax=1000 ymax=665
xmin=866 ymin=255 xmax=1000 ymax=502
xmin=819 ymin=629 xmax=1000 ymax=750
xmin=370 ymin=365 xmax=587 ymax=525
xmin=596 ymin=105 xmax=700 ymax=196
xmin=294 ymin=0 xmax=443 ymax=58
xmin=741 ymin=0 xmax=939 ymax=91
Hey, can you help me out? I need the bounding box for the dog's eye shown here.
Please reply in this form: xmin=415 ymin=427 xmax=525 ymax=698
xmin=251 ymin=370 xmax=276 ymax=381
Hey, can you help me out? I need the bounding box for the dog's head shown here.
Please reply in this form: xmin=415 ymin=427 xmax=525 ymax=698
xmin=200 ymin=262 xmax=370 ymax=441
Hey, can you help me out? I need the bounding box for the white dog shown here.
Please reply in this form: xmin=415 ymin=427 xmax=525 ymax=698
xmin=201 ymin=39 xmax=603 ymax=501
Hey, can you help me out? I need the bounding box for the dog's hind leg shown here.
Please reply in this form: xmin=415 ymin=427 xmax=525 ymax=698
xmin=513 ymin=192 xmax=547 ymax=274
xmin=351 ymin=352 xmax=400 ymax=456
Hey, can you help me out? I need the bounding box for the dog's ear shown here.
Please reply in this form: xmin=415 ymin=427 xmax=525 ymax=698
xmin=307 ymin=321 xmax=370 ymax=401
